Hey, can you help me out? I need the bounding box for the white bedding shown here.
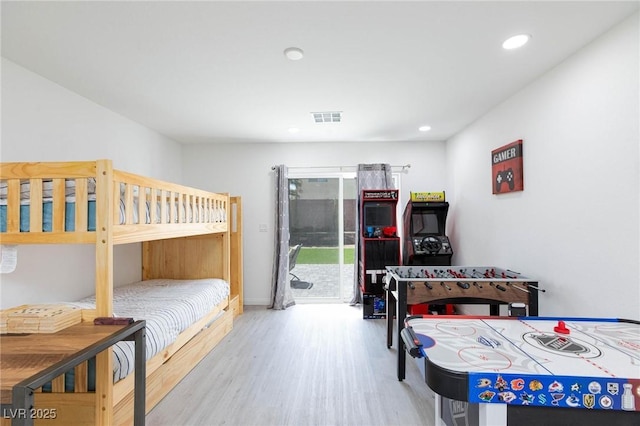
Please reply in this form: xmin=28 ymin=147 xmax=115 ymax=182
xmin=0 ymin=178 xmax=96 ymax=200
xmin=72 ymin=278 xmax=230 ymax=382
xmin=0 ymin=183 xmax=225 ymax=226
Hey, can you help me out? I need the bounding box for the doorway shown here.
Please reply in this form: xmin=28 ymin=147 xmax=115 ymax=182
xmin=288 ymin=173 xmax=356 ymax=303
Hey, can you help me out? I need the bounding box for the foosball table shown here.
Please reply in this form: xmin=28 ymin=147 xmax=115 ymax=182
xmin=385 ymin=265 xmax=545 ymax=380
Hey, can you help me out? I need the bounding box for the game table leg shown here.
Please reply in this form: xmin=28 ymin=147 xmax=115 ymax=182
xmin=386 ymin=278 xmax=396 ymax=348
xmin=396 ymin=274 xmax=408 ymax=381
xmin=478 ymin=402 xmax=506 ymax=426
xmin=489 ymin=304 xmax=499 ymax=316
xmin=433 ymin=394 xmax=447 ymax=426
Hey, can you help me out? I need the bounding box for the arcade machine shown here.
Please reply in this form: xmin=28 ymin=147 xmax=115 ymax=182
xmin=359 ymin=189 xmax=400 ymax=319
xmin=402 ymin=191 xmax=453 ymax=314
xmin=402 ymin=191 xmax=453 ymax=266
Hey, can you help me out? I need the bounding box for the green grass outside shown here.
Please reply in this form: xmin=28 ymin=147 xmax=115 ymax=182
xmin=297 ymin=247 xmax=355 ymax=264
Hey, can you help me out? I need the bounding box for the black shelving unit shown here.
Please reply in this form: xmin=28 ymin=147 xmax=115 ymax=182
xmin=358 ymin=189 xmax=400 ymax=319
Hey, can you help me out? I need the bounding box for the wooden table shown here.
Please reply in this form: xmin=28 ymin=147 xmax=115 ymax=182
xmin=1 ymin=321 xmax=146 ymax=426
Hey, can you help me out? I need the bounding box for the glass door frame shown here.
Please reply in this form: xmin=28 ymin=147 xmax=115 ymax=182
xmin=288 ymin=170 xmax=356 ymax=303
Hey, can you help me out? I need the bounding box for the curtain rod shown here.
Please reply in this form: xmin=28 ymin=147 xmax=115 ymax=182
xmin=271 ymin=164 xmax=411 ymax=171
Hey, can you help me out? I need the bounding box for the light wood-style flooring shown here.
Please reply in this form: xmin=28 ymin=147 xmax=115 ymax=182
xmin=146 ymin=304 xmax=436 ymax=426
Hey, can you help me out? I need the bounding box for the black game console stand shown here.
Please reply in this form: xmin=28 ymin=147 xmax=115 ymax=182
xmin=358 ymin=189 xmax=400 ymax=319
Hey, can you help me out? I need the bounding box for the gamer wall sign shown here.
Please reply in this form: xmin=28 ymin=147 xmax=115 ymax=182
xmin=492 ymin=139 xmax=524 ymax=194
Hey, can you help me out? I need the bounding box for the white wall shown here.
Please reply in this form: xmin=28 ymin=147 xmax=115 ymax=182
xmin=182 ymin=141 xmax=447 ymax=305
xmin=445 ymin=14 xmax=639 ymax=318
xmin=0 ymin=59 xmax=183 ymax=308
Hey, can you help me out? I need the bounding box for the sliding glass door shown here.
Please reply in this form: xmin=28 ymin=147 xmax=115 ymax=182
xmin=288 ymin=172 xmax=356 ymax=302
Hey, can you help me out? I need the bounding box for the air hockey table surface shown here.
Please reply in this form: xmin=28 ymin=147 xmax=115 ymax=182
xmin=404 ymin=315 xmax=640 ymax=425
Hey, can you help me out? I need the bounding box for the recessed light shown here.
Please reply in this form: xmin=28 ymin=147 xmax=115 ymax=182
xmin=418 ymin=125 xmax=431 ymax=132
xmin=502 ymin=34 xmax=531 ymax=50
xmin=284 ymin=47 xmax=304 ymax=61
xmin=288 ymin=127 xmax=300 ymax=134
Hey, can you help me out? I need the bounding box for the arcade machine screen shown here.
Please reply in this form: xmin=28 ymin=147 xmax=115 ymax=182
xmin=364 ymin=202 xmax=395 ymax=234
xmin=411 ymin=211 xmax=440 ymax=235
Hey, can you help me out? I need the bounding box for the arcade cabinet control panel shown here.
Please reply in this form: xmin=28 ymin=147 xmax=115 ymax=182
xmin=412 ymin=235 xmax=452 ymax=256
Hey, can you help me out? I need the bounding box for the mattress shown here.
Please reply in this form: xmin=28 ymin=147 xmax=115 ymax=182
xmin=0 ymin=179 xmax=226 ymax=232
xmin=0 ymin=198 xmax=98 ymax=232
xmin=0 ymin=179 xmax=97 ymax=232
xmin=0 ymin=178 xmax=96 ymax=199
xmin=70 ymin=278 xmax=230 ymax=384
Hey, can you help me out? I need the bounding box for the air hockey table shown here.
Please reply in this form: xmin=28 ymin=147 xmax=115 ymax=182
xmin=402 ymin=315 xmax=640 ymax=426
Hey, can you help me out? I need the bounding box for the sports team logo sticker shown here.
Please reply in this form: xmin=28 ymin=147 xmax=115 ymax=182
xmin=492 ymin=139 xmax=524 ymax=194
xmin=522 ymin=332 xmax=602 ymax=358
xmin=583 ymin=394 xmax=596 ymax=409
xmin=599 ymin=395 xmax=613 ymax=409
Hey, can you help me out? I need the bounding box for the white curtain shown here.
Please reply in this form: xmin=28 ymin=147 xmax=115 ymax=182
xmin=350 ymin=164 xmax=394 ymax=305
xmin=269 ymin=165 xmax=296 ymax=310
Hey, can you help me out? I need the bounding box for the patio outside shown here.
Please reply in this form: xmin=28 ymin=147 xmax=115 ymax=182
xmin=289 ymin=247 xmax=355 ymax=301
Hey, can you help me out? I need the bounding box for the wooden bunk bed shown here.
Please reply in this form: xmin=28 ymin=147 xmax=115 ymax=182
xmin=0 ymin=159 xmax=243 ymax=425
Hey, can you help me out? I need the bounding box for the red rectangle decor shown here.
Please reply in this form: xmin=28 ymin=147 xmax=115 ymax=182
xmin=492 ymin=139 xmax=523 ymax=194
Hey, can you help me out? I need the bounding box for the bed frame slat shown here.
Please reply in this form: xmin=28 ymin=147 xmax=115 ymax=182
xmin=52 ymin=178 xmax=66 ymax=232
xmin=149 ymin=188 xmax=158 ymax=225
xmin=138 ymin=186 xmax=146 ymax=225
xmin=29 ymin=179 xmax=43 ymax=233
xmin=7 ymin=179 xmax=21 ymax=233
xmin=51 ymin=375 xmax=65 ymax=393
xmin=75 ymin=178 xmax=88 ymax=231
xmin=124 ymin=184 xmax=134 ymax=225
xmin=160 ymin=190 xmax=167 ymax=224
xmin=75 ymin=361 xmax=89 ymax=393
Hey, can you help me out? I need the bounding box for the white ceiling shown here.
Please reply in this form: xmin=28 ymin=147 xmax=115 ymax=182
xmin=2 ymin=1 xmax=638 ymax=144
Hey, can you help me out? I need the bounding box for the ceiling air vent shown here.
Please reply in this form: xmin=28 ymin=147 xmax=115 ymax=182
xmin=311 ymin=111 xmax=342 ymax=123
